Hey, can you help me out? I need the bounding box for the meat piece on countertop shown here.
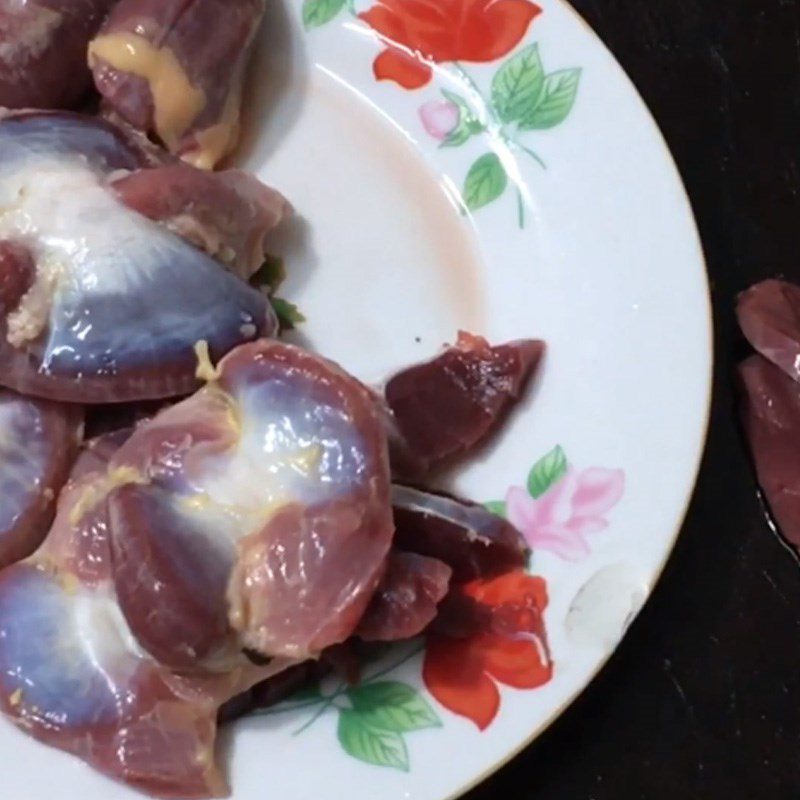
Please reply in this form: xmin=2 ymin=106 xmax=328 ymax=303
xmin=392 ymin=485 xmax=529 ymax=583
xmin=737 ymin=278 xmax=800 ymax=384
xmin=385 ymin=332 xmax=544 ymax=475
xmin=0 ymin=0 xmax=116 ymax=109
xmin=739 ymin=354 xmax=800 ymax=551
xmin=90 ymin=0 xmax=266 ymax=168
xmin=0 ymin=112 xmax=277 ymax=403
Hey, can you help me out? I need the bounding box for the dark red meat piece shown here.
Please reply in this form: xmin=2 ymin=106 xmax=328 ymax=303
xmin=385 ymin=332 xmax=544 ymax=474
xmin=0 ymin=431 xmax=295 ymax=798
xmin=392 ymin=485 xmax=529 ymax=583
xmin=90 ymin=0 xmax=265 ymax=168
xmin=356 ymin=552 xmax=451 ymax=642
xmin=105 ymin=340 xmax=394 ymax=668
xmin=0 ymin=0 xmax=116 ymax=109
xmin=0 ymin=388 xmax=82 ymax=569
xmin=737 ymin=278 xmax=800 ymax=384
xmin=739 ymin=353 xmax=800 ymax=550
xmin=111 ymin=164 xmax=290 ymax=279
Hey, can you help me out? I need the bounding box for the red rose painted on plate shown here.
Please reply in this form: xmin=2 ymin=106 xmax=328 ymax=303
xmin=423 ymin=570 xmax=552 ymax=730
xmin=302 ymin=0 xmax=581 ymax=223
xmin=358 ymin=0 xmax=542 ymax=89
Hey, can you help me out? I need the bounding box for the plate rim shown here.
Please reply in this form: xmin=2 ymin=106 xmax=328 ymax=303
xmin=437 ymin=1 xmax=714 ymax=795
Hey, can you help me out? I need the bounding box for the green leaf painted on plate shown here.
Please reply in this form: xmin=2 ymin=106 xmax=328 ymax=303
xmin=302 ymin=0 xmax=347 ymax=29
xmin=527 ymin=445 xmax=568 ymax=498
xmin=271 ymin=297 xmax=306 ymax=331
xmin=484 ymin=500 xmax=507 ymax=517
xmin=337 ymin=709 xmax=410 ymax=770
xmin=439 ymin=89 xmax=484 ymax=148
xmin=347 ymin=681 xmax=441 ymax=733
xmin=463 ymin=153 xmax=507 ymax=211
xmin=491 ymin=44 xmax=545 ymax=124
xmin=519 ymin=68 xmax=581 ymax=130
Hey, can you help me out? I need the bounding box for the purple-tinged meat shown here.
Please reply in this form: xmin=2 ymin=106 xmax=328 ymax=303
xmin=385 ymin=332 xmax=544 ymax=475
xmin=737 ymin=279 xmax=800 ymax=384
xmin=0 ymin=0 xmax=116 ymax=110
xmin=392 ymin=485 xmax=528 ymax=583
xmin=356 ymin=552 xmax=451 ymax=642
xmin=739 ymin=354 xmax=800 ymax=551
xmin=89 ymin=0 xmax=265 ymax=169
xmin=0 ymin=433 xmax=296 ymax=799
xmin=102 ymin=340 xmax=393 ymax=669
xmin=0 ymin=389 xmax=82 ymax=569
xmin=0 ymin=112 xmax=277 ymax=403
xmin=112 ymin=164 xmax=290 ymax=279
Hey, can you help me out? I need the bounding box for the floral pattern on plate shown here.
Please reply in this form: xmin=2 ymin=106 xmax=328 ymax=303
xmin=259 ymin=446 xmax=623 ymax=771
xmin=303 ymin=0 xmax=581 ymax=224
xmin=495 ymin=445 xmax=626 ymax=561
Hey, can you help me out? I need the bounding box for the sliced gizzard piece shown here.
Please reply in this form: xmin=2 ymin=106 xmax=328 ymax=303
xmin=0 ymin=388 xmax=82 ymax=569
xmin=739 ymin=354 xmax=800 ymax=551
xmin=111 ymin=163 xmax=291 ymax=280
xmin=385 ymin=332 xmax=545 ymax=476
xmin=0 ymin=0 xmax=117 ymax=110
xmin=0 ymin=431 xmax=295 ymax=799
xmin=90 ymin=0 xmax=266 ymax=169
xmin=392 ymin=485 xmax=529 ymax=583
xmin=101 ymin=340 xmax=394 ymax=669
xmin=356 ymin=551 xmax=452 ymax=642
xmin=0 ymin=112 xmax=277 ymax=403
xmin=737 ymin=278 xmax=800 ymax=384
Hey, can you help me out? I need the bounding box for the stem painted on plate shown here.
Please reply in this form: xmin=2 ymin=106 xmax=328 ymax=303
xmin=249 ymin=697 xmax=327 ymax=718
xmin=449 ymin=62 xmax=545 ymax=227
xmin=288 ymin=640 xmax=427 ymax=735
xmin=292 ymin=683 xmax=346 ymax=735
xmin=508 ymin=139 xmax=547 ymax=170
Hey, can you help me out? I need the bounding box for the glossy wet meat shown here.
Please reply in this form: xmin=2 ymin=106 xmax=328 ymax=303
xmin=392 ymin=485 xmax=529 ymax=582
xmin=103 ymin=340 xmax=393 ymax=669
xmin=112 ymin=164 xmax=290 ymax=279
xmin=385 ymin=333 xmax=544 ymax=475
xmin=0 ymin=0 xmax=116 ymax=109
xmin=0 ymin=112 xmax=277 ymax=403
xmin=356 ymin=552 xmax=451 ymax=641
xmin=0 ymin=389 xmax=81 ymax=569
xmin=739 ymin=354 xmax=800 ymax=551
xmin=0 ymin=433 xmax=294 ymax=799
xmin=737 ymin=279 xmax=800 ymax=384
xmin=90 ymin=0 xmax=265 ymax=168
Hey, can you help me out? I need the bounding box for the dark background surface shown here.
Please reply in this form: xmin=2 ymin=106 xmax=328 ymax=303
xmin=466 ymin=2 xmax=800 ymax=798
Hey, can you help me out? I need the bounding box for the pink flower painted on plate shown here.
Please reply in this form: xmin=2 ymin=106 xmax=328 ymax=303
xmin=505 ymin=457 xmax=625 ymax=561
xmin=419 ymin=99 xmax=460 ymax=140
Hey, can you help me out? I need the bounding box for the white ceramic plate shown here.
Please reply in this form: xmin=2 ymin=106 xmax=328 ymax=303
xmin=2 ymin=1 xmax=711 ymax=798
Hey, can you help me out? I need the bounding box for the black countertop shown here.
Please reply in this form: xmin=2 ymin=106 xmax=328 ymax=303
xmin=466 ymin=2 xmax=800 ymax=798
